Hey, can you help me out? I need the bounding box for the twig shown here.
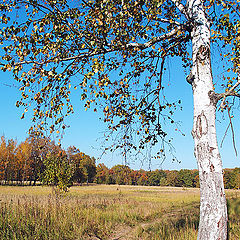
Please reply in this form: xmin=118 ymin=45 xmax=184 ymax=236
xmin=220 ymin=122 xmax=230 ymax=148
xmin=158 ymin=56 xmax=165 ymax=106
xmin=227 ymin=107 xmax=238 ymax=156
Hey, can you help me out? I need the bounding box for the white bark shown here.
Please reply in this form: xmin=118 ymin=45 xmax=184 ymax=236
xmin=187 ymin=0 xmax=228 ymax=239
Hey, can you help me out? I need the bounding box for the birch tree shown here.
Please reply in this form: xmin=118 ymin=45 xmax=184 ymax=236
xmin=0 ymin=0 xmax=239 ymax=239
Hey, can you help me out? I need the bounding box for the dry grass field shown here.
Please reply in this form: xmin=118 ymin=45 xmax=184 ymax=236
xmin=0 ymin=185 xmax=239 ymax=239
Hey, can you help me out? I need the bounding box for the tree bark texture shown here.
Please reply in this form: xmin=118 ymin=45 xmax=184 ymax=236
xmin=187 ymin=0 xmax=228 ymax=239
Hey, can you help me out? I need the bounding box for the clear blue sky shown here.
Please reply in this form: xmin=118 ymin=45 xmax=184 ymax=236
xmin=0 ymin=56 xmax=239 ymax=171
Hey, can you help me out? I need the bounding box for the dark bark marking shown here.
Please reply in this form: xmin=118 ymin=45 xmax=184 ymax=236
xmin=209 ymin=146 xmax=215 ymax=154
xmin=196 ymin=111 xmax=208 ymax=139
xmin=210 ymin=163 xmax=215 ymax=172
xmin=196 ymin=45 xmax=211 ymax=86
xmin=191 ymin=129 xmax=195 ymax=138
xmin=199 ymin=116 xmax=203 ymax=135
xmin=196 ymin=116 xmax=202 ymax=138
xmin=197 ymin=45 xmax=210 ymax=65
xmin=220 ymin=189 xmax=223 ymax=197
xmin=208 ymin=90 xmax=219 ymax=106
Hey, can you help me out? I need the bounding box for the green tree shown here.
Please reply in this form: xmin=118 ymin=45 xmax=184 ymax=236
xmin=148 ymin=169 xmax=166 ymax=186
xmin=233 ymin=168 xmax=240 ymax=190
xmin=67 ymin=147 xmax=96 ymax=184
xmin=110 ymin=165 xmax=132 ymax=185
xmin=42 ymin=152 xmax=73 ymax=191
xmin=81 ymin=156 xmax=97 ymax=184
xmin=165 ymin=170 xmax=179 ymax=187
xmin=1 ymin=0 xmax=240 ymax=238
xmin=223 ymin=169 xmax=236 ymax=189
xmin=177 ymin=169 xmax=194 ymax=188
xmin=192 ymin=169 xmax=199 ymax=188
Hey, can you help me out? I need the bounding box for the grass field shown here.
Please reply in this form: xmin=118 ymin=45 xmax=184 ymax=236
xmin=0 ymin=185 xmax=239 ymax=240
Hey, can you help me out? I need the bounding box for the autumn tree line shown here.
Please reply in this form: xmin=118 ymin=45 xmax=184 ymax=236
xmin=0 ymin=134 xmax=239 ymax=190
xmin=95 ymin=164 xmax=240 ymax=190
xmin=0 ymin=134 xmax=96 ymax=191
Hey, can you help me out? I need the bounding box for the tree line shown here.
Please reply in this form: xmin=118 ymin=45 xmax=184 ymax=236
xmin=95 ymin=164 xmax=240 ymax=190
xmin=0 ymin=134 xmax=96 ymax=191
xmin=0 ymin=134 xmax=239 ymax=190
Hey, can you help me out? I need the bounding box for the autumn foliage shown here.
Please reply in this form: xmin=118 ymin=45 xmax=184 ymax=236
xmin=0 ymin=134 xmax=239 ymax=190
xmin=0 ymin=134 xmax=96 ymax=190
xmin=94 ymin=164 xmax=240 ymax=189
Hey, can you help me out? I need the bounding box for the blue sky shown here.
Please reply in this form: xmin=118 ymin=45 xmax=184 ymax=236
xmin=0 ymin=0 xmax=239 ymax=171
xmin=0 ymin=55 xmax=239 ymax=171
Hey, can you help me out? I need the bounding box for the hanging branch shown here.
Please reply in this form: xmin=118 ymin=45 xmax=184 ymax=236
xmin=158 ymin=55 xmax=166 ymax=106
xmin=227 ymin=107 xmax=238 ymax=156
xmin=220 ymin=122 xmax=230 ymax=148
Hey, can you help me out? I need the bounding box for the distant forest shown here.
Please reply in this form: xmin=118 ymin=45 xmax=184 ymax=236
xmin=0 ymin=134 xmax=239 ymax=190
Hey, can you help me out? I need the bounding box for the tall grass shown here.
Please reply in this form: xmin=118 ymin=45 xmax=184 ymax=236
xmin=0 ymin=185 xmax=239 ymax=239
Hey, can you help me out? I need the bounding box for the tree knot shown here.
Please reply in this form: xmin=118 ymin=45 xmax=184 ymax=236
xmin=208 ymin=90 xmax=219 ymax=106
xmin=197 ymin=45 xmax=210 ymax=64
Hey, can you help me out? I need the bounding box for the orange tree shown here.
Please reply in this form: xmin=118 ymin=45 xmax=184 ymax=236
xmin=0 ymin=136 xmax=8 ymax=181
xmin=0 ymin=0 xmax=240 ymax=239
xmin=95 ymin=163 xmax=109 ymax=184
xmin=0 ymin=137 xmax=18 ymax=183
xmin=15 ymin=138 xmax=34 ymax=183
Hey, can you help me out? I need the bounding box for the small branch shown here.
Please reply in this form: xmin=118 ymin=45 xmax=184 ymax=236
xmin=0 ymin=82 xmax=18 ymax=88
xmin=228 ymin=108 xmax=237 ymax=156
xmin=13 ymin=48 xmax=112 ymax=66
xmin=218 ymin=78 xmax=240 ymax=109
xmin=155 ymin=18 xmax=181 ymax=26
xmin=228 ymin=75 xmax=240 ymax=93
xmin=19 ymin=0 xmax=55 ymax=14
xmin=158 ymin=56 xmax=166 ymax=106
xmin=126 ymin=25 xmax=183 ymax=49
xmin=220 ymin=122 xmax=230 ymax=148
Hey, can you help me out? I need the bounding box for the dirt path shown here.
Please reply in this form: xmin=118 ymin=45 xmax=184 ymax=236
xmin=108 ymin=202 xmax=200 ymax=240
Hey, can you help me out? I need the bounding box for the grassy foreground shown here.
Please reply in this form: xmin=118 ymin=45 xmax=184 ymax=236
xmin=0 ymin=185 xmax=239 ymax=240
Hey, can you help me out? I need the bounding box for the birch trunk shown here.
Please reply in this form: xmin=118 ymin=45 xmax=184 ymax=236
xmin=187 ymin=0 xmax=228 ymax=239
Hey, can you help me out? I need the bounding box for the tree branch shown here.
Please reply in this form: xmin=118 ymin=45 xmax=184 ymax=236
xmin=228 ymin=107 xmax=238 ymax=156
xmin=14 ymin=26 xmax=186 ymax=67
xmin=170 ymin=0 xmax=190 ymax=20
xmin=218 ymin=77 xmax=240 ymax=109
xmin=13 ymin=48 xmax=113 ymax=66
xmin=155 ymin=18 xmax=181 ymax=26
xmin=125 ymin=25 xmax=183 ymax=49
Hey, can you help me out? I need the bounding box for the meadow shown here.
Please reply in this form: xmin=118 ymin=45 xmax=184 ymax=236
xmin=0 ymin=185 xmax=239 ymax=240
